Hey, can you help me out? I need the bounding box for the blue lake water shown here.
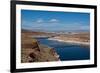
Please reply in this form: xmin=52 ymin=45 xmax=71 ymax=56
xmin=36 ymin=38 xmax=90 ymax=61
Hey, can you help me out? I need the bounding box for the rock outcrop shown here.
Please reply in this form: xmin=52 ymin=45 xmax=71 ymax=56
xmin=21 ymin=35 xmax=60 ymax=63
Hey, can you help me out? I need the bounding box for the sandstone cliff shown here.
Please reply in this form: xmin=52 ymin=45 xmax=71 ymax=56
xmin=21 ymin=33 xmax=60 ymax=63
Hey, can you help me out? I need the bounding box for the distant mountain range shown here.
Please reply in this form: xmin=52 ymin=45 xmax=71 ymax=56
xmin=22 ymin=28 xmax=89 ymax=34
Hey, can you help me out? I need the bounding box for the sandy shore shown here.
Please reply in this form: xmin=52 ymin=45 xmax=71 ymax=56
xmin=48 ymin=38 xmax=90 ymax=46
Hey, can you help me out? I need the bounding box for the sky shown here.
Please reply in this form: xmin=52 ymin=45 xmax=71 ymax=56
xmin=21 ymin=9 xmax=90 ymax=32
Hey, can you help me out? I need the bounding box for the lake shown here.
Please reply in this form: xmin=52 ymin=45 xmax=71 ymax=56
xmin=36 ymin=38 xmax=90 ymax=61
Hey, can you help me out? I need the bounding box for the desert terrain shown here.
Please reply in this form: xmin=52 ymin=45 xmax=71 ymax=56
xmin=21 ymin=29 xmax=60 ymax=63
xmin=21 ymin=29 xmax=90 ymax=63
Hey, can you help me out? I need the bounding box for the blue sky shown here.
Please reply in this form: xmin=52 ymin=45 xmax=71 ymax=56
xmin=21 ymin=9 xmax=90 ymax=32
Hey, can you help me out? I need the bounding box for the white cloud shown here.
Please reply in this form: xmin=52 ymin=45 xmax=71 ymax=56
xmin=35 ymin=18 xmax=59 ymax=24
xmin=36 ymin=19 xmax=43 ymax=23
xmin=79 ymin=25 xmax=90 ymax=30
xmin=49 ymin=19 xmax=59 ymax=22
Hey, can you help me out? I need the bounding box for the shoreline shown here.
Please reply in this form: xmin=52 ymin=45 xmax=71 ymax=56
xmin=48 ymin=38 xmax=90 ymax=46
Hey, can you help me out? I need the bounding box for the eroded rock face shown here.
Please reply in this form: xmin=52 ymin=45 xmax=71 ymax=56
xmin=21 ymin=30 xmax=60 ymax=63
xmin=21 ymin=38 xmax=60 ymax=63
xmin=28 ymin=47 xmax=60 ymax=62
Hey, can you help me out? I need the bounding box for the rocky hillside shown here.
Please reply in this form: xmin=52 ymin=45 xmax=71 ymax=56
xmin=21 ymin=32 xmax=60 ymax=63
